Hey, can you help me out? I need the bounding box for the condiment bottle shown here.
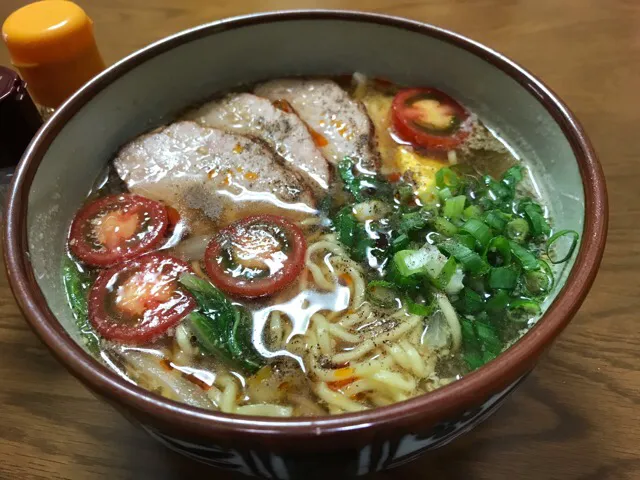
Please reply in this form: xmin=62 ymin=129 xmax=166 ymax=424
xmin=2 ymin=0 xmax=105 ymax=114
xmin=0 ymin=66 xmax=43 ymax=216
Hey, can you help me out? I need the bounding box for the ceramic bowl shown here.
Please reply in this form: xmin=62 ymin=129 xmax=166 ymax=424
xmin=3 ymin=10 xmax=607 ymax=479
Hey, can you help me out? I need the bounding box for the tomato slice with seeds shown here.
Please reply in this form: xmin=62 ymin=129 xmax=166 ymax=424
xmin=88 ymin=253 xmax=195 ymax=345
xmin=204 ymin=215 xmax=307 ymax=298
xmin=391 ymin=88 xmax=471 ymax=151
xmin=68 ymin=194 xmax=168 ymax=267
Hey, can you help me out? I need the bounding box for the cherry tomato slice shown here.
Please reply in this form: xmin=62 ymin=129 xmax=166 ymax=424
xmin=204 ymin=215 xmax=307 ymax=298
xmin=69 ymin=194 xmax=168 ymax=267
xmin=88 ymin=253 xmax=195 ymax=345
xmin=391 ymin=88 xmax=471 ymax=151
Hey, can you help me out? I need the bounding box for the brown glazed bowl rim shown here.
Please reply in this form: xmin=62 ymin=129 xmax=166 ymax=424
xmin=4 ymin=10 xmax=607 ymax=441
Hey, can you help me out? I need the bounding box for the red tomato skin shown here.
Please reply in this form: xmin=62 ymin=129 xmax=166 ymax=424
xmin=88 ymin=253 xmax=195 ymax=345
xmin=69 ymin=194 xmax=169 ymax=267
xmin=391 ymin=88 xmax=471 ymax=151
xmin=204 ymin=215 xmax=307 ymax=298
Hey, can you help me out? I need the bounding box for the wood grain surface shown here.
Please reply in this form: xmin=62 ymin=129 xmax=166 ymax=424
xmin=0 ymin=1 xmax=636 ymax=479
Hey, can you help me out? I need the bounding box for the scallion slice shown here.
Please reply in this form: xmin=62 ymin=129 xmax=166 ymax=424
xmin=435 ymin=167 xmax=460 ymax=190
xmin=484 ymin=235 xmax=512 ymax=266
xmin=546 ymin=229 xmax=579 ymax=264
xmin=508 ymin=240 xmax=538 ymax=271
xmin=509 ymin=298 xmax=541 ymax=315
xmin=461 ymin=218 xmax=492 ymax=249
xmin=443 ymin=195 xmax=466 ymax=219
xmin=484 ymin=210 xmax=510 ymax=231
xmin=456 ymin=288 xmax=484 ymax=314
xmin=488 ymin=265 xmax=520 ymax=290
xmin=432 ymin=256 xmax=457 ymax=290
xmin=524 ymin=259 xmax=554 ymax=294
xmin=506 ymin=217 xmax=530 ymax=243
xmin=439 ymin=239 xmax=490 ymax=275
xmin=463 ymin=205 xmax=483 ymax=219
xmin=434 ymin=217 xmax=458 ymax=236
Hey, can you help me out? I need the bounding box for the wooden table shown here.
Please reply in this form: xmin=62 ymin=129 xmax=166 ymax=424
xmin=0 ymin=0 xmax=637 ymax=478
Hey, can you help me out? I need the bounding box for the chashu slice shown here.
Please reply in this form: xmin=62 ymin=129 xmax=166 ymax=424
xmin=254 ymin=78 xmax=380 ymax=173
xmin=185 ymin=93 xmax=330 ymax=194
xmin=113 ymin=121 xmax=315 ymax=234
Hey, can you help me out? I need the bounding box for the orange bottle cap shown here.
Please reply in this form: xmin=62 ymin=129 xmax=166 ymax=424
xmin=2 ymin=1 xmax=105 ymax=108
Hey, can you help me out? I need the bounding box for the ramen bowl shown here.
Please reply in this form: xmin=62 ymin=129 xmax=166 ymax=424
xmin=4 ymin=10 xmax=607 ymax=478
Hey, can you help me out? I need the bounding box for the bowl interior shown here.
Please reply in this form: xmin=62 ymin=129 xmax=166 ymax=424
xmin=25 ymin=16 xmax=583 ymax=366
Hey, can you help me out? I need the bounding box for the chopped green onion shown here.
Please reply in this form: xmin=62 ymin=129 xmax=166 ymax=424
xmin=524 ymin=260 xmax=554 ymax=294
xmin=391 ymin=233 xmax=410 ymax=253
xmin=463 ymin=205 xmax=483 ymax=219
xmin=483 ymin=175 xmax=513 ymax=202
xmin=508 ymin=240 xmax=538 ymax=271
xmin=486 ymin=289 xmax=511 ymax=313
xmin=484 ymin=235 xmax=512 ymax=266
xmin=474 ymin=320 xmax=502 ymax=355
xmin=385 ymin=259 xmax=421 ymax=290
xmin=546 ymin=229 xmax=579 ymax=264
xmin=455 ymin=232 xmax=477 ymax=250
xmin=506 ymin=217 xmax=530 ymax=243
xmin=456 ymin=288 xmax=485 ymax=314
xmin=443 ymin=195 xmax=466 ymax=219
xmin=367 ymin=280 xmax=400 ymax=308
xmin=460 ymin=318 xmax=484 ymax=370
xmin=393 ymin=249 xmax=424 ymax=277
xmin=519 ymin=200 xmax=551 ymax=237
xmin=438 ymin=187 xmax=453 ymax=201
xmin=501 ymin=165 xmax=523 ymax=186
xmin=439 ymin=239 xmax=490 ymax=275
xmin=484 ymin=210 xmax=510 ymax=231
xmin=433 ymin=216 xmax=458 ymax=236
xmin=509 ymin=298 xmax=541 ymax=315
xmin=435 ymin=167 xmax=460 ymax=190
xmin=432 ymin=256 xmax=457 ymax=290
xmin=488 ymin=265 xmax=520 ymax=290
xmin=461 ymin=218 xmax=492 ymax=249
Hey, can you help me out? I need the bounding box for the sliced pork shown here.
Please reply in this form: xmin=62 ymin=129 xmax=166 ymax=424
xmin=185 ymin=93 xmax=330 ymax=193
xmin=254 ymin=78 xmax=379 ymax=173
xmin=113 ymin=121 xmax=315 ymax=233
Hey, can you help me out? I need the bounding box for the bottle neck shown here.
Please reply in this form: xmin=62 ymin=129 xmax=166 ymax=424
xmin=0 ymin=67 xmax=43 ymax=167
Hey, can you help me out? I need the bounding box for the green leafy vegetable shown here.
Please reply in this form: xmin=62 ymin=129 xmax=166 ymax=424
xmin=62 ymin=257 xmax=99 ymax=354
xmin=179 ymin=273 xmax=264 ymax=373
xmin=329 ymin=160 xmax=578 ymax=375
xmin=334 ymin=207 xmax=357 ymax=248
